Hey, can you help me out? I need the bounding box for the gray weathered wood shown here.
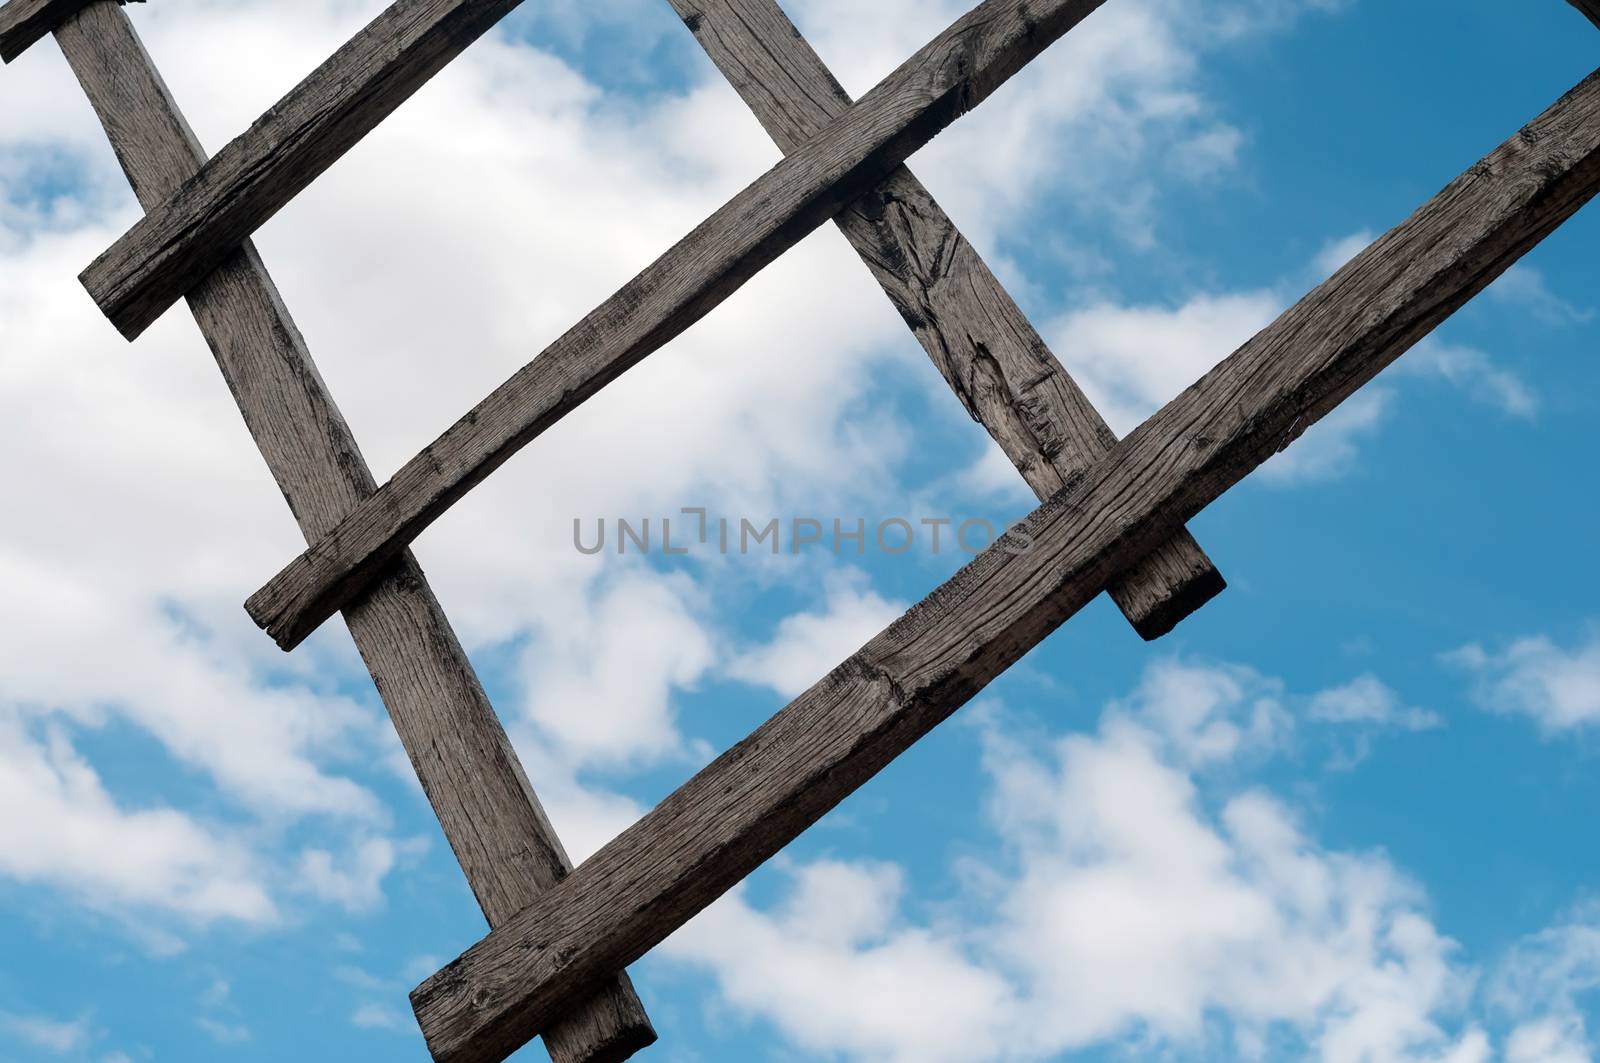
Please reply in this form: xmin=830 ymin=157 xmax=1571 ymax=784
xmin=52 ymin=6 xmax=655 ymax=1062
xmin=0 ymin=0 xmax=93 ymax=62
xmin=1572 ymin=0 xmax=1600 ymax=31
xmin=668 ymin=0 xmax=1224 ymax=640
xmin=246 ymin=0 xmax=1118 ymax=651
xmin=410 ymin=68 xmax=1600 ymax=1063
xmin=78 ymin=0 xmax=527 ymax=340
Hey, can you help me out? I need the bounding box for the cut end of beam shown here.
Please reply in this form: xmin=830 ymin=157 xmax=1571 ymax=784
xmin=1127 ymin=561 xmax=1226 ymax=642
xmin=244 ymin=553 xmax=351 ymax=652
xmin=1104 ymin=527 xmax=1224 ymax=639
xmin=546 ymin=1012 xmax=657 ymax=1063
xmin=80 ymin=238 xmax=191 ymax=340
xmin=0 ymin=0 xmax=91 ymax=62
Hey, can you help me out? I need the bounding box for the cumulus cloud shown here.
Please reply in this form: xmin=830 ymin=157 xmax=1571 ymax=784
xmin=0 ymin=711 xmax=275 ymax=924
xmin=1043 ymin=219 xmax=1544 ymax=489
xmin=295 ymin=836 xmax=425 ymax=914
xmin=1041 ymin=288 xmax=1396 ymax=486
xmin=1044 ymin=290 xmax=1282 ymax=437
xmin=1491 ymin=903 xmax=1600 ymax=1060
xmin=727 ymin=571 xmax=907 ymax=699
xmin=1448 ymin=629 xmax=1600 ymax=734
xmin=0 ymin=0 xmax=1478 ymax=975
xmin=517 ymin=568 xmax=717 ymax=767
xmin=663 ymin=657 xmax=1488 ymax=1062
xmin=1309 ymin=674 xmax=1442 ymax=769
xmin=663 ymin=858 xmax=1018 ymax=1062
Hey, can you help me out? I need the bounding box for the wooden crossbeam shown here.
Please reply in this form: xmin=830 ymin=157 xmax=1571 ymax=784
xmin=409 ymin=68 xmax=1600 ymax=1063
xmin=245 ymin=0 xmax=1118 ymax=652
xmin=0 ymin=0 xmax=93 ymax=62
xmin=76 ymin=0 xmax=528 ymax=340
xmin=668 ymin=0 xmax=1224 ymax=640
xmin=51 ymin=6 xmax=655 ymax=1062
xmin=1572 ymin=0 xmax=1600 ymax=31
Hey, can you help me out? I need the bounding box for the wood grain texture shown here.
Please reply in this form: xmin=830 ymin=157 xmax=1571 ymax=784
xmin=668 ymin=0 xmax=1224 ymax=640
xmin=52 ymin=6 xmax=655 ymax=1062
xmin=0 ymin=0 xmax=92 ymax=62
xmin=411 ymin=68 xmax=1600 ymax=1063
xmin=78 ymin=0 xmax=526 ymax=340
xmin=1572 ymin=0 xmax=1600 ymax=31
xmin=246 ymin=0 xmax=1117 ymax=651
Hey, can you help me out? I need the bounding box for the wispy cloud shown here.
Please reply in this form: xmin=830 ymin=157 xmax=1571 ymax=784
xmin=2 ymin=1011 xmax=89 ymax=1054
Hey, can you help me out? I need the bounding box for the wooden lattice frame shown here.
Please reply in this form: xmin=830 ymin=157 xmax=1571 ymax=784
xmin=4 ymin=0 xmax=1598 ymax=1061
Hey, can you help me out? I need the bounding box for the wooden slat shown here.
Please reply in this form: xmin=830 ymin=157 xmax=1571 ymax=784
xmin=77 ymin=0 xmax=527 ymax=340
xmin=52 ymin=6 xmax=656 ymax=1062
xmin=245 ymin=0 xmax=1119 ymax=651
xmin=667 ymin=0 xmax=1224 ymax=640
xmin=1572 ymin=0 xmax=1600 ymax=31
xmin=0 ymin=0 xmax=92 ymax=62
xmin=409 ymin=68 xmax=1600 ymax=1063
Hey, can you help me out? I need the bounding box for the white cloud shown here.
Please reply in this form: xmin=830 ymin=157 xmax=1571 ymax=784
xmin=1044 ymin=291 xmax=1282 ymax=437
xmin=0 ymin=712 xmax=275 ymax=924
xmin=1448 ymin=629 xmax=1600 ymax=734
xmin=1402 ymin=339 xmax=1538 ymax=419
xmin=1313 ymin=229 xmax=1378 ymax=277
xmin=195 ymin=1017 xmax=251 ymax=1044
xmin=1487 ymin=265 xmax=1594 ymax=327
xmin=1257 ymin=388 xmax=1393 ymax=485
xmin=1101 ymin=656 xmax=1292 ymax=767
xmin=0 ymin=0 xmax=1449 ymax=978
xmin=350 ymin=1003 xmax=411 ymax=1033
xmin=665 ymin=658 xmax=1488 ymax=1062
xmin=1041 ymin=288 xmax=1394 ymax=486
xmin=1505 ymin=1018 xmax=1591 ymax=1063
xmin=1309 ymin=233 xmax=1538 ymax=421
xmin=1308 ymin=674 xmax=1443 ymax=770
xmin=1041 ymin=231 xmax=1538 ymax=489
xmin=728 ymin=571 xmax=907 ymax=699
xmin=516 ymin=568 xmax=715 ymax=768
xmin=663 ymin=859 xmax=1017 ymax=1063
xmin=1310 ymin=675 xmax=1442 ymax=734
xmin=295 ymin=836 xmax=424 ymax=914
xmin=1491 ymin=903 xmax=1600 ymax=1061
xmin=2 ymin=1011 xmax=90 ymax=1054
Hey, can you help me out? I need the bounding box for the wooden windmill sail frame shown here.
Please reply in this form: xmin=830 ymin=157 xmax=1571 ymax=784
xmin=3 ymin=1 xmax=1598 ymax=1061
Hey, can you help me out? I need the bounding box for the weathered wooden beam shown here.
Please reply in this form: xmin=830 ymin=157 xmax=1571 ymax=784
xmin=0 ymin=0 xmax=95 ymax=62
xmin=52 ymin=6 xmax=655 ymax=1062
xmin=245 ymin=0 xmax=1119 ymax=651
xmin=667 ymin=0 xmax=1224 ymax=640
xmin=1571 ymin=0 xmax=1600 ymax=31
xmin=409 ymin=68 xmax=1600 ymax=1063
xmin=77 ymin=0 xmax=527 ymax=340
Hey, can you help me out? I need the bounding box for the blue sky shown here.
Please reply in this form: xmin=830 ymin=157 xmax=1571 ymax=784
xmin=1 ymin=1 xmax=1598 ymax=1061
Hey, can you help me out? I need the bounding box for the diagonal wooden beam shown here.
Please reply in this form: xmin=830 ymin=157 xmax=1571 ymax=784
xmin=51 ymin=6 xmax=655 ymax=1062
xmin=1572 ymin=0 xmax=1600 ymax=31
xmin=77 ymin=0 xmax=529 ymax=340
xmin=0 ymin=0 xmax=94 ymax=62
xmin=666 ymin=0 xmax=1224 ymax=640
xmin=409 ymin=68 xmax=1600 ymax=1063
xmin=245 ymin=0 xmax=1121 ymax=652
